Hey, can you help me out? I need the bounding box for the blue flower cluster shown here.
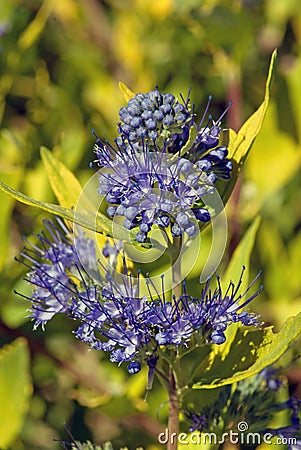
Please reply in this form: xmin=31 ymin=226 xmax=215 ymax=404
xmin=72 ymin=268 xmax=260 ymax=373
xmin=93 ymin=89 xmax=233 ymax=242
xmin=19 ymin=222 xmax=261 ymax=377
xmin=18 ymin=219 xmax=99 ymax=330
xmin=96 ymin=149 xmax=213 ymax=242
xmin=118 ymin=89 xmax=191 ymax=142
xmin=186 ymin=366 xmax=301 ymax=442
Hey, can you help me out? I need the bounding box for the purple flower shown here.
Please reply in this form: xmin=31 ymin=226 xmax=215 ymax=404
xmin=258 ymin=366 xmax=284 ymax=391
xmin=94 ymin=145 xmax=215 ymax=241
xmin=186 ymin=412 xmax=208 ymax=432
xmin=185 ymin=367 xmax=300 ymax=441
xmin=72 ymin=268 xmax=261 ymax=371
xmin=93 ymin=89 xmax=233 ymax=242
xmin=17 ymin=219 xmax=99 ymax=330
xmin=18 ymin=222 xmax=261 ymax=379
xmin=192 ymin=267 xmax=262 ymax=344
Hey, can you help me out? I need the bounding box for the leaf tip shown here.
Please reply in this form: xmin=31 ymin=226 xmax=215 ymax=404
xmin=39 ymin=146 xmax=51 ymax=159
xmin=266 ymin=49 xmax=278 ymax=97
xmin=118 ymin=81 xmax=136 ymax=102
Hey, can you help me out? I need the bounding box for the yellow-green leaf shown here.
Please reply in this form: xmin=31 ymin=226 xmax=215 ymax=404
xmin=40 ymin=146 xmax=91 ymax=210
xmin=229 ymin=49 xmax=277 ymax=163
xmin=118 ymin=81 xmax=135 ymax=102
xmin=18 ymin=2 xmax=52 ymax=50
xmin=41 ymin=146 xmax=111 ymax=257
xmin=0 ymin=180 xmax=149 ymax=246
xmin=245 ymin=102 xmax=301 ymax=200
xmin=0 ymin=338 xmax=32 ymax=448
xmin=218 ymin=50 xmax=277 ymax=207
xmin=192 ymin=311 xmax=301 ymax=389
xmin=223 ymin=216 xmax=261 ymax=292
xmin=0 ymin=166 xmax=23 ymax=270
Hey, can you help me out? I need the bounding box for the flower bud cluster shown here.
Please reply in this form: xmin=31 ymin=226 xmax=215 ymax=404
xmin=118 ymin=89 xmax=191 ymax=142
xmin=94 ymin=88 xmax=233 ymax=242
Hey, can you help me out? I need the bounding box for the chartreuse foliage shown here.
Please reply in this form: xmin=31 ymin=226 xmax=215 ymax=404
xmin=39 ymin=146 xmax=90 ymax=211
xmin=0 ymin=166 xmax=23 ymax=271
xmin=217 ymin=49 xmax=277 ymax=209
xmin=0 ymin=0 xmax=299 ymax=447
xmin=66 ymin=441 xmax=143 ymax=450
xmin=223 ymin=216 xmax=261 ymax=292
xmin=0 ymin=52 xmax=277 ymax=244
xmin=118 ymin=81 xmax=135 ymax=102
xmin=0 ymin=151 xmax=141 ymax=245
xmin=192 ymin=312 xmax=301 ymax=389
xmin=190 ymin=216 xmax=301 ymax=389
xmin=0 ymin=338 xmax=31 ymax=449
xmin=2 ymin=50 xmax=300 ymax=398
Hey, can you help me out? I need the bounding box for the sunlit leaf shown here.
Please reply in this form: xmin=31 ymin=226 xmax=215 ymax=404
xmin=178 ymin=126 xmax=198 ymax=157
xmin=192 ymin=311 xmax=301 ymax=389
xmin=0 ymin=167 xmax=23 ymax=270
xmin=245 ymin=102 xmax=301 ymax=199
xmin=118 ymin=81 xmax=135 ymax=102
xmin=0 ymin=180 xmax=150 ymax=246
xmin=229 ymin=50 xmax=277 ymax=162
xmin=217 ymin=49 xmax=278 ymax=207
xmin=40 ymin=146 xmax=91 ymax=210
xmin=18 ymin=2 xmax=52 ymax=50
xmin=0 ymin=338 xmax=31 ymax=449
xmin=223 ymin=216 xmax=261 ymax=292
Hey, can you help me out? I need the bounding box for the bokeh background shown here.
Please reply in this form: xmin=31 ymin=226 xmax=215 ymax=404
xmin=0 ymin=0 xmax=300 ymax=449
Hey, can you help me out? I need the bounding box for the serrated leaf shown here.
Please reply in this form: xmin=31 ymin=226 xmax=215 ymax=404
xmin=192 ymin=311 xmax=301 ymax=389
xmin=118 ymin=81 xmax=135 ymax=102
xmin=0 ymin=180 xmax=149 ymax=246
xmin=0 ymin=338 xmax=31 ymax=448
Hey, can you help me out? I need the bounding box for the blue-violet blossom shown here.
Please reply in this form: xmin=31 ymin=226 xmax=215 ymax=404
xmin=93 ymin=88 xmax=233 ymax=242
xmin=19 ymin=224 xmax=262 ymax=378
xmin=186 ymin=367 xmax=301 ymax=441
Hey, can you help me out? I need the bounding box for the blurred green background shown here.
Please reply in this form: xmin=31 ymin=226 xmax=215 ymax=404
xmin=0 ymin=0 xmax=300 ymax=449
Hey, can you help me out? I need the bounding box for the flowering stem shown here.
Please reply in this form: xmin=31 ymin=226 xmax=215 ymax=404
xmin=168 ymin=366 xmax=179 ymax=450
